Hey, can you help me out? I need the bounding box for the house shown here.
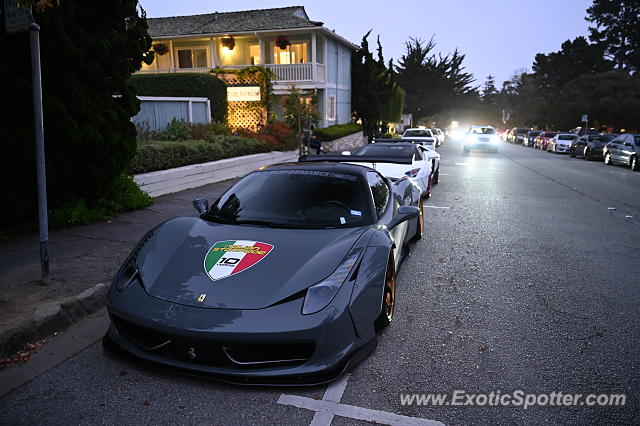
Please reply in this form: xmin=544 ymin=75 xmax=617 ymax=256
xmin=139 ymin=6 xmax=356 ymax=128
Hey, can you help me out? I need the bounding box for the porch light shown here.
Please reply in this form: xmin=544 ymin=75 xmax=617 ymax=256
xmin=221 ymin=36 xmax=235 ymax=51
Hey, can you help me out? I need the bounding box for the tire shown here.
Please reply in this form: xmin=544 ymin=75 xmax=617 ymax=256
xmin=413 ymin=198 xmax=425 ymax=241
xmin=432 ymin=168 xmax=440 ymax=185
xmin=584 ymin=148 xmax=591 ymax=161
xmin=569 ymin=148 xmax=576 ymax=157
xmin=374 ymin=254 xmax=397 ymax=330
xmin=631 ymin=155 xmax=639 ymax=171
xmin=604 ymin=152 xmax=612 ymax=165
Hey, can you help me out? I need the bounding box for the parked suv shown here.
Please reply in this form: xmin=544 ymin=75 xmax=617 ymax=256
xmin=523 ymin=130 xmax=541 ymax=147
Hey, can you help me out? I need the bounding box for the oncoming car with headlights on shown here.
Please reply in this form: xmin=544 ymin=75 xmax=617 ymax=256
xmin=463 ymin=125 xmax=500 ymax=153
xmin=104 ymin=162 xmax=421 ymax=385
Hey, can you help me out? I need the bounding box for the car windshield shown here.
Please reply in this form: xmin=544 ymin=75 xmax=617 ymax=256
xmin=403 ymin=129 xmax=432 ymax=137
xmin=203 ymin=169 xmax=371 ymax=229
xmin=634 ymin=136 xmax=640 ymax=145
xmin=529 ymin=131 xmax=541 ymax=136
xmin=590 ymin=135 xmax=616 ymax=143
xmin=516 ymin=128 xmax=529 ymax=134
xmin=558 ymin=135 xmax=576 ymax=140
xmin=543 ymin=132 xmax=557 ymax=137
xmin=356 ymin=144 xmax=417 ymax=157
xmin=469 ymin=127 xmax=495 ymax=134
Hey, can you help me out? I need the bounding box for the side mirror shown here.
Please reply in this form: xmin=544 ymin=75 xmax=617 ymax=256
xmin=387 ymin=205 xmax=420 ymax=229
xmin=341 ymin=151 xmax=352 ymax=155
xmin=192 ymin=197 xmax=209 ymax=214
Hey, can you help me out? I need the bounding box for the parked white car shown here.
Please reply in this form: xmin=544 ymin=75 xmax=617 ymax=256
xmin=401 ymin=128 xmax=437 ymax=150
xmin=431 ymin=128 xmax=445 ymax=146
xmin=547 ymin=134 xmax=579 ymax=154
xmin=343 ymin=142 xmax=439 ymax=198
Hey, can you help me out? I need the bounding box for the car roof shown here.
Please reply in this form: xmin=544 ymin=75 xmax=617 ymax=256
xmin=261 ymin=161 xmax=372 ymax=178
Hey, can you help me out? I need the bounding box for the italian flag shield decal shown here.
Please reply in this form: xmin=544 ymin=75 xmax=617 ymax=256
xmin=204 ymin=240 xmax=274 ymax=281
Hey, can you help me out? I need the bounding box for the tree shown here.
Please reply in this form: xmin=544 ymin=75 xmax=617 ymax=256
xmin=481 ymin=75 xmax=498 ymax=104
xmin=586 ymin=0 xmax=640 ymax=73
xmin=396 ymin=37 xmax=477 ymax=121
xmin=0 ymin=0 xmax=152 ymax=224
xmin=532 ymin=36 xmax=612 ymax=90
xmin=557 ymin=71 xmax=640 ymax=130
xmin=351 ymin=31 xmax=405 ymax=140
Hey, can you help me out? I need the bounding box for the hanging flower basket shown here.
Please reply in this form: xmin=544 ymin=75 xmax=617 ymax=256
xmin=153 ymin=43 xmax=169 ymax=56
xmin=275 ymin=35 xmax=290 ymax=50
xmin=221 ymin=36 xmax=236 ymax=50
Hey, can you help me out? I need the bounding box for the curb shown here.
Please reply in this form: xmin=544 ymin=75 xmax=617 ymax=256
xmin=0 ymin=283 xmax=109 ymax=359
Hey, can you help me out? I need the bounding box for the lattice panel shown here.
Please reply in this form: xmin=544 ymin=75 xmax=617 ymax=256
xmin=215 ymin=72 xmax=266 ymax=132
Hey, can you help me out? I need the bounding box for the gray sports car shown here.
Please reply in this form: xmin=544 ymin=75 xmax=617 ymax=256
xmin=104 ymin=161 xmax=421 ymax=385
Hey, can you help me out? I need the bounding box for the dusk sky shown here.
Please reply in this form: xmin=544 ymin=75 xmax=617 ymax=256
xmin=139 ymin=0 xmax=594 ymax=88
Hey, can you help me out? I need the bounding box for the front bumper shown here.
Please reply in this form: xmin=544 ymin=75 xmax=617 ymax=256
xmin=105 ymin=279 xmax=375 ymax=385
xmin=556 ymin=145 xmax=571 ymax=153
xmin=465 ymin=142 xmax=498 ymax=151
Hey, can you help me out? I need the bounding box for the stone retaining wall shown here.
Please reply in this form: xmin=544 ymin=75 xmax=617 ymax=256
xmin=134 ymin=150 xmax=298 ymax=197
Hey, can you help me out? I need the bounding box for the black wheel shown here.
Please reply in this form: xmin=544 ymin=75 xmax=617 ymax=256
xmin=569 ymin=148 xmax=576 ymax=157
xmin=631 ymin=156 xmax=639 ymax=171
xmin=584 ymin=148 xmax=591 ymax=161
xmin=412 ymin=198 xmax=424 ymax=241
xmin=375 ymin=254 xmax=397 ymax=330
xmin=432 ymin=168 xmax=439 ymax=185
xmin=604 ymin=152 xmax=613 ymax=165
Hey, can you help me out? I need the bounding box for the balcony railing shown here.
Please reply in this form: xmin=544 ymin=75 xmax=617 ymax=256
xmin=137 ymin=63 xmax=323 ymax=84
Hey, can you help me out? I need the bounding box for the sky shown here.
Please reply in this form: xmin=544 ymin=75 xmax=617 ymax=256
xmin=139 ymin=0 xmax=594 ymax=88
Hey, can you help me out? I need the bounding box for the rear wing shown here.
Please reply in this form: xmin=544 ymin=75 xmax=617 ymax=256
xmin=375 ymin=138 xmax=434 ymax=145
xmin=299 ymin=154 xmax=413 ymax=165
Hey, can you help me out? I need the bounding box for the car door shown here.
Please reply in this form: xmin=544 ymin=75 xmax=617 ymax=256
xmin=619 ymin=135 xmax=635 ymax=164
xmin=609 ymin=135 xmax=624 ymax=162
xmin=415 ymin=147 xmax=431 ymax=191
xmin=367 ymin=171 xmax=404 ymax=269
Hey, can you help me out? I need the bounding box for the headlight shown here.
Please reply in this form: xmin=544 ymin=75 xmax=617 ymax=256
xmin=114 ymin=256 xmax=139 ymax=291
xmin=302 ymin=248 xmax=362 ymax=315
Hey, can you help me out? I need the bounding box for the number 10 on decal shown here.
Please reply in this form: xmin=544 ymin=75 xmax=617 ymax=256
xmin=219 ymin=257 xmax=240 ymax=265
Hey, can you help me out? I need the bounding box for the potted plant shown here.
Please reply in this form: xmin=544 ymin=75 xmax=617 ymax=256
xmin=221 ymin=36 xmax=236 ymax=50
xmin=275 ymin=35 xmax=290 ymax=50
xmin=153 ymin=43 xmax=169 ymax=56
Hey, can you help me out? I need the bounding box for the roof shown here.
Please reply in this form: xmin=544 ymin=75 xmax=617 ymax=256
xmin=147 ymin=6 xmax=324 ymax=38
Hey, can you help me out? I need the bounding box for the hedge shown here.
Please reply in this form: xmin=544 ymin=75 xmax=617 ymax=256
xmin=314 ymin=123 xmax=363 ymax=141
xmin=128 ymin=73 xmax=227 ymax=122
xmin=127 ymin=136 xmax=271 ymax=174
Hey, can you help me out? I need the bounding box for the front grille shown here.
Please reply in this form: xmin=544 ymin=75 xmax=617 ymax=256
xmin=112 ymin=314 xmax=314 ymax=368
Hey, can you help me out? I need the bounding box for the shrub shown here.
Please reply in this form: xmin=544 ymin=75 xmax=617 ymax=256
xmin=187 ymin=122 xmax=231 ymax=140
xmin=128 ymin=73 xmax=227 ymax=122
xmin=128 ymin=137 xmax=271 ymax=174
xmin=314 ymin=123 xmax=363 ymax=141
xmin=262 ymin=121 xmax=298 ymax=150
xmin=0 ymin=1 xmax=151 ymax=226
xmin=9 ymin=176 xmax=153 ymax=233
xmin=159 ymin=118 xmax=191 ymax=141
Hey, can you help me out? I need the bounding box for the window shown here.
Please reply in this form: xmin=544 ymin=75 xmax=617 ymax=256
xmin=273 ymin=41 xmax=308 ymax=64
xmin=249 ymin=44 xmax=261 ymax=65
xmin=177 ymin=48 xmax=207 ymax=68
xmin=327 ymin=96 xmax=336 ymax=121
xmin=367 ymin=172 xmax=389 ymax=220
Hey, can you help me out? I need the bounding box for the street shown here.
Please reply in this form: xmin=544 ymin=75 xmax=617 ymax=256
xmin=1 ymin=139 xmax=639 ymax=425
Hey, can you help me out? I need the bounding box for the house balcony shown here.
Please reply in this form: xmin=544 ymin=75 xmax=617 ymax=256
xmin=136 ymin=63 xmax=326 ymax=84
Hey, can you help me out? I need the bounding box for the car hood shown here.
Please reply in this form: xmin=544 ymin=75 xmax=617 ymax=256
xmin=136 ymin=217 xmax=369 ymax=310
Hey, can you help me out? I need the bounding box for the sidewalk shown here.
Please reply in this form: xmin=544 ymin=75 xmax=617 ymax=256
xmin=0 ymin=179 xmax=236 ymax=359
